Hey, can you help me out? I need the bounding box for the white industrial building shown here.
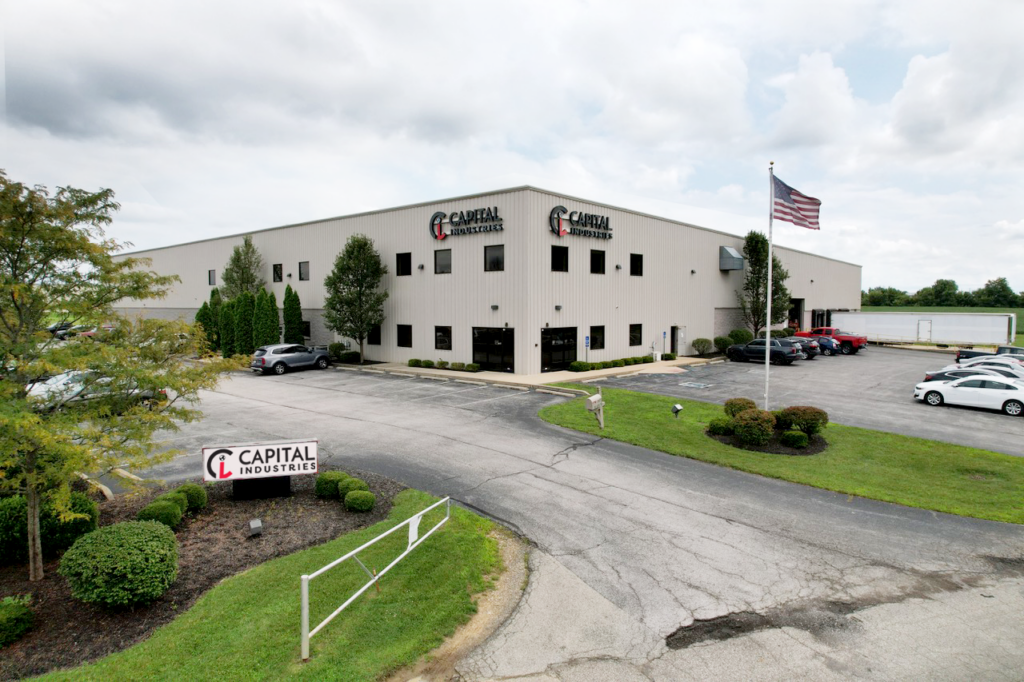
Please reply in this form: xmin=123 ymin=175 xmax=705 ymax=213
xmin=115 ymin=186 xmax=861 ymax=374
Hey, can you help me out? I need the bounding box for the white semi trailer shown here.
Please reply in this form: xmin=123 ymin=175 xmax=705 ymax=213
xmin=829 ymin=311 xmax=1017 ymax=346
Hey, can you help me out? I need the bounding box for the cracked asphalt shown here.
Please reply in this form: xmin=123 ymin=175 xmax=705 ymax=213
xmin=129 ymin=367 xmax=1024 ymax=680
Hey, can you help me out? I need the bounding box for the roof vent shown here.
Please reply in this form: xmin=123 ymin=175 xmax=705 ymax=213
xmin=719 ymin=246 xmax=744 ymax=271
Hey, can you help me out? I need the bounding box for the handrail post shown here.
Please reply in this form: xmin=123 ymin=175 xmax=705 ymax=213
xmin=301 ymin=574 xmax=310 ymax=661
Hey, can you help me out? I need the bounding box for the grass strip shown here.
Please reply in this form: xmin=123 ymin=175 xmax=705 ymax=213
xmin=42 ymin=490 xmax=500 ymax=682
xmin=541 ymin=385 xmax=1024 ymax=524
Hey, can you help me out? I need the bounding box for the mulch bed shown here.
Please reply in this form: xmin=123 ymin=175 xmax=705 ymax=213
xmin=0 ymin=469 xmax=404 ymax=680
xmin=707 ymin=431 xmax=829 ymax=456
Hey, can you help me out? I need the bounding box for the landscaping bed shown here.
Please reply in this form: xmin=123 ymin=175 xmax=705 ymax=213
xmin=0 ymin=470 xmax=404 ymax=680
xmin=707 ymin=432 xmax=829 ymax=456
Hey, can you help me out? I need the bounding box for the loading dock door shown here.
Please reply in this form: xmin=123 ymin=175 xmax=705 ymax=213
xmin=541 ymin=327 xmax=578 ymax=372
xmin=472 ymin=327 xmax=515 ymax=373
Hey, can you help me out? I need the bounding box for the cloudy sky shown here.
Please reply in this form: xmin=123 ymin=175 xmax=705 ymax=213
xmin=3 ymin=0 xmax=1022 ymax=294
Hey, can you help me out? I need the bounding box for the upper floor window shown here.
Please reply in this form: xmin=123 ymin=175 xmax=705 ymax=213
xmin=485 ymin=245 xmax=504 ymax=272
xmin=551 ymin=245 xmax=569 ymax=272
xmin=273 ymin=264 xmax=283 ymax=282
xmin=435 ymin=249 xmax=451 ymax=274
xmin=298 ymin=261 xmax=310 ymax=281
xmin=397 ymin=252 xmax=412 ymax=276
xmin=590 ymin=250 xmax=605 ymax=274
xmin=629 ymin=323 xmax=642 ymax=346
xmin=630 ymin=253 xmax=643 ymax=276
xmin=208 ymin=270 xmax=216 ymax=285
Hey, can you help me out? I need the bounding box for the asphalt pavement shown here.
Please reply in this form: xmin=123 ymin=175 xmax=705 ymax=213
xmin=129 ymin=366 xmax=1024 ymax=680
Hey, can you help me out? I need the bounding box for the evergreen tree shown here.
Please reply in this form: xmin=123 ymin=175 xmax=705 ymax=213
xmin=283 ymin=284 xmax=305 ymax=344
xmin=194 ymin=302 xmax=213 ymax=352
xmin=234 ymin=292 xmax=256 ymax=355
xmin=267 ymin=290 xmax=280 ymax=344
xmin=323 ymin=234 xmax=389 ymax=363
xmin=208 ymin=288 xmax=223 ymax=350
xmin=735 ymin=231 xmax=790 ymax=338
xmin=220 ymin=299 xmax=236 ymax=358
xmin=253 ymin=289 xmax=278 ymax=347
xmin=220 ymin=235 xmax=266 ymax=300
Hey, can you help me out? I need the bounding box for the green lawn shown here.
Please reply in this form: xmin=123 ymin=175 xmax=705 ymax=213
xmin=541 ymin=386 xmax=1024 ymax=524
xmin=861 ymin=306 xmax=1023 ymax=346
xmin=43 ymin=490 xmax=500 ymax=681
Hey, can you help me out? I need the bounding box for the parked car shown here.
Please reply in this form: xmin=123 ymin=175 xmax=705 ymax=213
xmin=815 ymin=336 xmax=841 ymax=356
xmin=923 ymin=367 xmax=1011 ymax=382
xmin=957 ymin=355 xmax=1024 ymax=369
xmin=46 ymin=321 xmax=73 ymax=336
xmin=793 ymin=327 xmax=868 ymax=354
xmin=933 ymin=363 xmax=1024 ymax=382
xmin=726 ymin=338 xmax=804 ymax=365
xmin=954 ymin=345 xmax=1024 ymax=363
xmin=914 ymin=375 xmax=1024 ymax=416
xmin=251 ymin=344 xmax=331 ymax=375
xmin=792 ymin=339 xmax=820 ymax=359
xmin=26 ymin=370 xmax=163 ymax=411
xmin=56 ymin=323 xmax=114 ymax=340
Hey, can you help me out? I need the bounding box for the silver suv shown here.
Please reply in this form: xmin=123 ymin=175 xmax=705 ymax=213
xmin=251 ymin=344 xmax=331 ymax=375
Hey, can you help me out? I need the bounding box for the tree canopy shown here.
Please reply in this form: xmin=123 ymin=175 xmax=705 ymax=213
xmin=862 ymin=278 xmax=1023 ymax=308
xmin=736 ymin=231 xmax=790 ymax=338
xmin=323 ymin=234 xmax=389 ymax=363
xmin=220 ymin=235 xmax=265 ymax=300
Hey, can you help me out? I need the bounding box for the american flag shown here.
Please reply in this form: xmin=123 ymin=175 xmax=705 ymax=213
xmin=772 ymin=176 xmax=821 ymax=230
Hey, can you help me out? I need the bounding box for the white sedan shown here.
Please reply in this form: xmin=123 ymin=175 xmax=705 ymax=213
xmin=958 ymin=355 xmax=1024 ymax=369
xmin=914 ymin=375 xmax=1024 ymax=416
xmin=936 ymin=363 xmax=1024 ymax=381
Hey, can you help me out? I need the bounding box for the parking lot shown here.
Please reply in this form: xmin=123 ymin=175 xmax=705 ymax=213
xmin=601 ymin=346 xmax=1023 ymax=456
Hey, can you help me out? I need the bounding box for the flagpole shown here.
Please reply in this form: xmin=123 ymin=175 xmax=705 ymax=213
xmin=765 ymin=162 xmax=775 ymax=410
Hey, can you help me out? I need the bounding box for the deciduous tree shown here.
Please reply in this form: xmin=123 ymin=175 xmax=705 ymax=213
xmin=736 ymin=231 xmax=790 ymax=338
xmin=220 ymin=235 xmax=265 ymax=300
xmin=323 ymin=235 xmax=390 ymax=364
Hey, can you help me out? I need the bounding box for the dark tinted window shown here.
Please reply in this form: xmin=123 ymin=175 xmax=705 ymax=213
xmin=485 ymin=245 xmax=504 ymax=272
xmin=750 ymin=339 xmax=765 ymax=346
xmin=273 ymin=264 xmax=283 ymax=282
xmin=299 ymin=261 xmax=310 ymax=281
xmin=435 ymin=249 xmax=451 ymax=274
xmin=397 ymin=253 xmax=412 ymax=276
xmin=208 ymin=269 xmax=216 ymax=285
xmin=630 ymin=253 xmax=643 ymax=276
xmin=590 ymin=325 xmax=605 ymax=350
xmin=368 ymin=324 xmax=381 ymax=345
xmin=958 ymin=379 xmax=984 ymax=388
xmin=397 ymin=324 xmax=412 ymax=348
xmin=629 ymin=324 xmax=642 ymax=346
xmin=435 ymin=326 xmax=452 ymax=351
xmin=551 ymin=245 xmax=569 ymax=272
xmin=590 ymin=249 xmax=605 ymax=274
xmin=984 ymin=380 xmax=1015 ymax=390
xmin=301 ymin=321 xmax=311 ymax=337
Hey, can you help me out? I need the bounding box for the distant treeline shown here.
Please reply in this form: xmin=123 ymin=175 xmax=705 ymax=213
xmin=862 ymin=277 xmax=1022 ymax=308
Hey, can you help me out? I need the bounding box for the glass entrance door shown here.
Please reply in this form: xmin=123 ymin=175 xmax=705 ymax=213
xmin=472 ymin=328 xmax=515 ymax=373
xmin=541 ymin=327 xmax=578 ymax=372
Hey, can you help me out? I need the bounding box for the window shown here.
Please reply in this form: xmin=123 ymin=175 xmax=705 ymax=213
xmin=485 ymin=244 xmax=504 ymax=272
xmin=590 ymin=325 xmax=605 ymax=350
xmin=957 ymin=379 xmax=984 ymax=388
xmin=273 ymin=264 xmax=283 ymax=282
xmin=435 ymin=326 xmax=452 ymax=351
xmin=299 ymin=261 xmax=310 ymax=281
xmin=368 ymin=324 xmax=381 ymax=345
xmin=551 ymin=245 xmax=569 ymax=272
xmin=590 ymin=249 xmax=605 ymax=274
xmin=630 ymin=253 xmax=643 ymax=276
xmin=397 ymin=324 xmax=413 ymax=348
xmin=301 ymin=321 xmax=311 ymax=338
xmin=435 ymin=249 xmax=452 ymax=274
xmin=629 ymin=324 xmax=642 ymax=346
xmin=397 ymin=252 xmax=412 ymax=276
xmin=208 ymin=270 xmax=216 ymax=285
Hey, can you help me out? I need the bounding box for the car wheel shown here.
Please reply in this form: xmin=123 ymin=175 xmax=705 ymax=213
xmin=316 ymin=357 xmax=329 ymax=370
xmin=840 ymin=342 xmax=853 ymax=355
xmin=822 ymin=347 xmax=833 ymax=356
xmin=728 ymin=351 xmax=740 ymax=362
xmin=273 ymin=362 xmax=286 ymax=375
xmin=770 ymin=355 xmax=783 ymax=365
xmin=924 ymin=391 xmax=943 ymax=406
xmin=1004 ymin=400 xmax=1023 ymax=417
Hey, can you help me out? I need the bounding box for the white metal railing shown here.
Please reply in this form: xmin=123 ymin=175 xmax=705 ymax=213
xmin=300 ymin=497 xmax=451 ymax=660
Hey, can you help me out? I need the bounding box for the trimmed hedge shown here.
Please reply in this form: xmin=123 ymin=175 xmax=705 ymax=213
xmin=724 ymin=397 xmax=757 ymax=418
xmin=155 ymin=492 xmax=189 ymax=514
xmin=338 ymin=350 xmax=361 ymax=364
xmin=315 ymin=471 xmax=350 ymax=499
xmin=466 ymin=363 xmax=481 ymax=372
xmin=450 ymin=362 xmax=466 ymax=371
xmin=328 ymin=342 xmax=347 ymax=361
xmin=60 ymin=521 xmax=178 ymax=608
xmin=713 ymin=336 xmax=732 ymax=353
xmin=337 ymin=477 xmax=370 ymax=498
xmin=408 ymin=359 xmax=422 ymax=367
xmin=729 ymin=329 xmax=754 ymax=345
xmin=175 ymin=483 xmax=208 ymax=512
xmin=137 ymin=501 xmax=183 ymax=530
xmin=0 ymin=595 xmax=33 ymax=648
xmin=420 ymin=360 xmax=435 ymax=368
xmin=436 ymin=360 xmax=449 ymax=369
xmin=0 ymin=492 xmax=99 ymax=565
xmin=641 ymin=355 xmax=654 ymax=363
xmin=344 ymin=490 xmax=376 ymax=513
xmin=772 ymin=409 xmax=794 ymax=431
xmin=781 ymin=406 xmax=829 ymax=435
xmin=662 ymin=352 xmax=676 ymax=361
xmin=707 ymin=417 xmax=734 ymax=436
xmin=780 ymin=430 xmax=810 ymax=448
xmin=569 ymin=361 xmax=590 ymax=372
xmin=732 ymin=409 xmax=776 ymax=446
xmin=692 ymin=338 xmax=713 ymax=355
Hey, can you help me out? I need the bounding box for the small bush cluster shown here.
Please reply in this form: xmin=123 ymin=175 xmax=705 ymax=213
xmin=692 ymin=338 xmax=713 ymax=355
xmin=136 ymin=483 xmax=208 ymax=529
xmin=436 ymin=360 xmax=449 ymax=369
xmin=724 ymin=397 xmax=757 ymax=417
xmin=732 ymin=409 xmax=776 ymax=446
xmin=408 ymin=359 xmax=478 ymax=372
xmin=0 ymin=595 xmax=33 ymax=647
xmin=451 ymin=362 xmax=466 ymax=371
xmin=710 ymin=398 xmax=829 ymax=450
xmin=315 ymin=471 xmax=348 ymax=498
xmin=420 ymin=359 xmax=435 ymax=368
xmin=780 ymin=431 xmax=809 ymax=448
xmin=60 ymin=521 xmax=179 ymax=608
xmin=662 ymin=352 xmax=677 ymax=360
xmin=729 ymin=328 xmax=754 ymax=345
xmin=707 ymin=417 xmax=734 ymax=436
xmin=408 ymin=358 xmax=422 ymax=367
xmin=137 ymin=501 xmax=182 ymax=529
xmin=713 ymin=336 xmax=732 ymax=353
xmin=328 ymin=342 xmax=347 ymax=360
xmin=344 ymin=490 xmax=376 ymax=513
xmin=780 ymin=406 xmax=829 ymax=435
xmin=338 ymin=350 xmax=361 ymax=364
xmin=568 ymin=356 xmax=656 ymax=372
xmin=0 ymin=492 xmax=99 ymax=565
xmin=313 ymin=471 xmax=376 ymax=512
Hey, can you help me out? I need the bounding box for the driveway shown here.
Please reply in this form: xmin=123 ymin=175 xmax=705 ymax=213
xmin=601 ymin=346 xmax=1024 ymax=456
xmin=131 ymin=368 xmax=1024 ymax=680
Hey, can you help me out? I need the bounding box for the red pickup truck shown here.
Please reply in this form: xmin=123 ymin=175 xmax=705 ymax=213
xmin=794 ymin=327 xmax=868 ymax=355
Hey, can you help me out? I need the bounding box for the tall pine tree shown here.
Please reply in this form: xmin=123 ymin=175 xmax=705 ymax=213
xmin=194 ymin=302 xmax=213 ymax=353
xmin=220 ymin=299 xmax=236 ymax=358
xmin=283 ymin=284 xmax=305 ymax=344
xmin=234 ymin=292 xmax=256 ymax=355
xmin=220 ymin=235 xmax=266 ymax=300
xmin=208 ymin=288 xmax=223 ymax=350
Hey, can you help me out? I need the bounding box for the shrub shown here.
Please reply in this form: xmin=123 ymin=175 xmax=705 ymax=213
xmin=420 ymin=360 xmax=435 ymax=368
xmin=707 ymin=417 xmax=734 ymax=436
xmin=60 ymin=521 xmax=178 ymax=608
xmin=596 ymin=361 xmax=609 ymax=369
xmin=0 ymin=493 xmax=99 ymax=565
xmin=451 ymin=362 xmax=466 ymax=371
xmin=641 ymin=356 xmax=654 ymax=363
xmin=328 ymin=342 xmax=347 ymax=361
xmin=780 ymin=431 xmax=809 ymax=448
xmin=623 ymin=358 xmax=635 ymax=366
xmin=175 ymin=483 xmax=208 ymax=512
xmin=436 ymin=360 xmax=449 ymax=369
xmin=0 ymin=595 xmax=33 ymax=647
xmin=772 ymin=410 xmax=794 ymax=431
xmin=155 ymin=491 xmax=189 ymax=514
xmin=729 ymin=328 xmax=754 ymax=345
xmin=315 ymin=471 xmax=350 ymax=499
xmin=780 ymin=327 xmax=795 ymax=337
xmin=337 ymin=477 xmax=370 ymax=498
xmin=632 ymin=357 xmax=644 ymax=364
xmin=662 ymin=352 xmax=676 ymax=360
xmin=724 ymin=397 xmax=757 ymax=418
xmin=713 ymin=336 xmax=732 ymax=353
xmin=137 ymin=501 xmax=182 ymax=530
xmin=339 ymin=350 xmax=361 ymax=364
xmin=781 ymin=406 xmax=830 ymax=436
xmin=569 ymin=361 xmax=591 ymax=372
xmin=732 ymin=409 xmax=776 ymax=446
xmin=692 ymin=338 xmax=713 ymax=355
xmin=344 ymin=490 xmax=377 ymax=513
xmin=466 ymin=363 xmax=481 ymax=372
xmin=612 ymin=359 xmax=624 ymax=367
xmin=408 ymin=359 xmax=422 ymax=367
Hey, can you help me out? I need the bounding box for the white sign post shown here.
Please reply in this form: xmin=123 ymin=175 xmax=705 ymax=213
xmin=203 ymin=440 xmax=319 ymax=482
